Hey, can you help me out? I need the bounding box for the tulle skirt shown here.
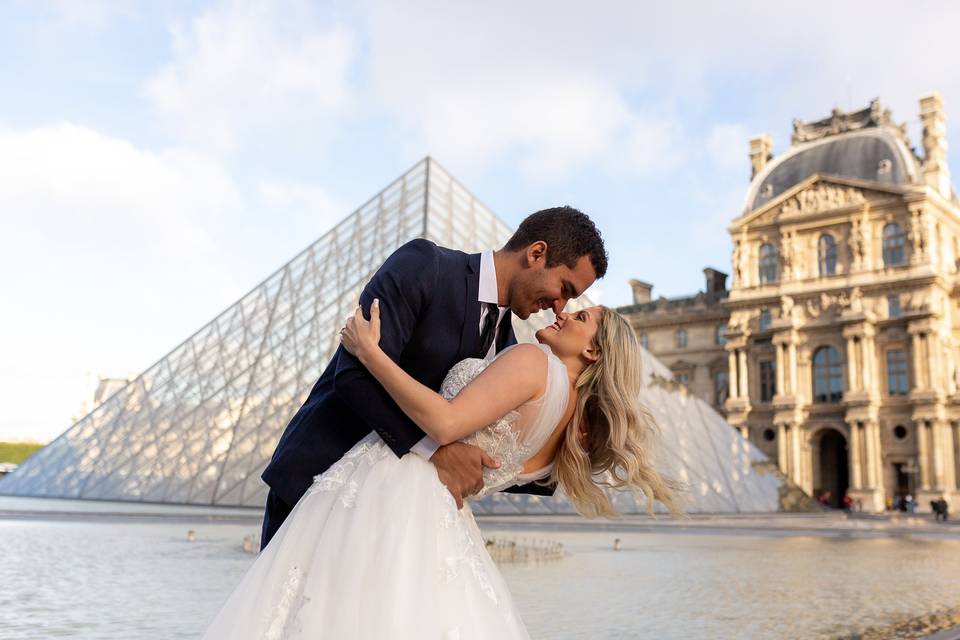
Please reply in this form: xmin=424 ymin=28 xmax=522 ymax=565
xmin=202 ymin=433 xmax=529 ymax=639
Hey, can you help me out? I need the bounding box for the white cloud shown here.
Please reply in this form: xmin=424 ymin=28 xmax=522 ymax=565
xmin=0 ymin=123 xmax=239 ymax=230
xmin=0 ymin=122 xmax=356 ymax=442
xmin=144 ymin=0 xmax=357 ymax=151
xmin=31 ymin=0 xmax=139 ymax=31
xmin=706 ymin=124 xmax=750 ymax=174
xmin=0 ymin=123 xmax=247 ymax=441
xmin=255 ymin=178 xmax=347 ymax=234
xmin=364 ymin=2 xmax=685 ymax=182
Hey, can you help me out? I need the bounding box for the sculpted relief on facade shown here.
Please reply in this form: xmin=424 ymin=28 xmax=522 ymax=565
xmin=779 ymin=184 xmax=867 ymax=217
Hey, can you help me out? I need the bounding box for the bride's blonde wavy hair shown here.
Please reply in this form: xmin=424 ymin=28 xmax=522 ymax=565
xmin=548 ymin=307 xmax=685 ymax=518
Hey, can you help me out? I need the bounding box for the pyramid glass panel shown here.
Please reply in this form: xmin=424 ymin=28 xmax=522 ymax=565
xmin=0 ymin=158 xmax=784 ymax=512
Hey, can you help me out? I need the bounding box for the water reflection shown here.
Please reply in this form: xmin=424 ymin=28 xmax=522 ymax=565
xmin=1 ymin=517 xmax=958 ymax=639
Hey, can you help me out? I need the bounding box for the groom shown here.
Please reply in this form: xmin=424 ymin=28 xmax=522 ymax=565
xmin=260 ymin=206 xmax=607 ymax=549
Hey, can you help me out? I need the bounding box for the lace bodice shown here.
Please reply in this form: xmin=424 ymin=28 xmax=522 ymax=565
xmin=439 ymin=343 xmax=570 ymax=498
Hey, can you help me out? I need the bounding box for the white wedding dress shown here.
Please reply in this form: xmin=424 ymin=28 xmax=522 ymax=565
xmin=202 ymin=343 xmax=570 ymax=640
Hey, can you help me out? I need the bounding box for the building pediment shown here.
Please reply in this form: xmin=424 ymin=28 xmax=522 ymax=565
xmin=733 ymin=175 xmax=905 ymax=230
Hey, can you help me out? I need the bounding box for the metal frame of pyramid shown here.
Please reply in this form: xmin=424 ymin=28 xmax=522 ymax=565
xmin=0 ymin=157 xmax=783 ymax=512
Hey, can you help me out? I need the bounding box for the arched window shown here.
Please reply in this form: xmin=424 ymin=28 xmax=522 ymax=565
xmin=818 ymin=234 xmax=837 ymax=276
xmin=758 ymin=243 xmax=778 ymax=284
xmin=882 ymin=223 xmax=906 ymax=266
xmin=639 ymin=333 xmax=649 ymax=350
xmin=676 ymin=328 xmax=687 ymax=349
xmin=812 ymin=346 xmax=844 ymax=403
xmin=716 ymin=324 xmax=727 ymax=346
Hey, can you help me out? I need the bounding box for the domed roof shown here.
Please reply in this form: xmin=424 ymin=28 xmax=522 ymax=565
xmin=746 ymin=128 xmax=920 ymax=212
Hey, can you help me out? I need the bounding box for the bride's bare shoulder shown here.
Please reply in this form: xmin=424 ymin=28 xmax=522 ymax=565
xmin=497 ymin=343 xmax=548 ymax=366
xmin=487 ymin=344 xmax=549 ymax=386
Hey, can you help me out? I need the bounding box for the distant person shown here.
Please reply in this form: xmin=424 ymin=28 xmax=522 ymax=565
xmin=818 ymin=491 xmax=832 ymax=511
xmin=933 ymin=497 xmax=949 ymax=522
xmin=842 ymin=493 xmax=853 ymax=514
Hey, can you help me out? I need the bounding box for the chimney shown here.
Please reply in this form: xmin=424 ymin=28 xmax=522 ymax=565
xmin=629 ymin=279 xmax=653 ymax=305
xmin=703 ymin=268 xmax=728 ymax=294
xmin=749 ymin=134 xmax=773 ymax=179
xmin=920 ymin=92 xmax=952 ymax=199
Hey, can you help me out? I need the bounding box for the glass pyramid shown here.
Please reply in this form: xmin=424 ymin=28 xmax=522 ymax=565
xmin=0 ymin=158 xmax=783 ymax=512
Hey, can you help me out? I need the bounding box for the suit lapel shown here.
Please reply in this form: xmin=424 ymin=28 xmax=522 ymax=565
xmin=459 ymin=253 xmax=482 ymax=358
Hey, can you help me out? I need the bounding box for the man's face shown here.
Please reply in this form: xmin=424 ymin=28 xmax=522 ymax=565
xmin=507 ymin=246 xmax=598 ymax=320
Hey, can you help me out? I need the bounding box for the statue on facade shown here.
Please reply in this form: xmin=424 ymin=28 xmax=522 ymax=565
xmin=850 ymin=219 xmax=865 ymax=264
xmin=849 ymin=286 xmax=864 ymax=313
xmin=732 ymin=241 xmax=742 ymax=284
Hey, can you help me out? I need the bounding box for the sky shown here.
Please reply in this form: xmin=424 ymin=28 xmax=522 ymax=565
xmin=2 ymin=0 xmax=960 ymax=443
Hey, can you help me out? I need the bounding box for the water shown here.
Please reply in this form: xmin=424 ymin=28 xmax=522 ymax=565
xmin=1 ymin=507 xmax=959 ymax=639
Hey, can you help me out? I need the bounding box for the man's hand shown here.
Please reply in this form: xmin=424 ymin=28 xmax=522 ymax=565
xmin=431 ymin=441 xmax=499 ymax=509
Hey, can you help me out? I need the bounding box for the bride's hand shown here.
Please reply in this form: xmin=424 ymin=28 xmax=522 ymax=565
xmin=340 ymin=299 xmax=382 ymax=363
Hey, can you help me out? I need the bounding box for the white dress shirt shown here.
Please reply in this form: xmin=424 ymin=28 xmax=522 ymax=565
xmin=411 ymin=250 xmax=505 ymax=460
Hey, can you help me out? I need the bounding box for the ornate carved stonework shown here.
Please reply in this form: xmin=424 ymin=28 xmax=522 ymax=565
xmin=803 ymin=291 xmax=850 ymax=320
xmin=903 ymin=290 xmax=930 ymax=312
xmin=791 ymin=98 xmax=908 ymax=145
xmin=779 ymin=184 xmax=867 ymax=216
xmin=729 ymin=310 xmax=752 ymax=334
xmin=849 ymin=218 xmax=865 ymax=266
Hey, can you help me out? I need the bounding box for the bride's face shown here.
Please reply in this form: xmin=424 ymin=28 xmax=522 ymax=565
xmin=535 ymin=306 xmax=602 ymax=361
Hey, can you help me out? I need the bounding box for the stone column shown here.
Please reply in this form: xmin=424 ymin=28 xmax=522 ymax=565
xmin=862 ymin=335 xmax=875 ymax=391
xmin=788 ymin=342 xmax=798 ymax=395
xmin=750 ymin=134 xmax=774 ymax=179
xmin=775 ymin=344 xmax=785 ymax=397
xmin=950 ymin=422 xmax=960 ymax=492
xmin=923 ymin=331 xmax=941 ymax=390
xmin=871 ymin=421 xmax=884 ymax=490
xmin=846 ymin=336 xmax=859 ymax=392
xmin=728 ymin=349 xmax=739 ymax=399
xmin=911 ymin=331 xmax=926 ymax=390
xmin=849 ymin=421 xmax=863 ymax=490
xmin=947 ymin=350 xmax=958 ymax=396
xmin=777 ymin=423 xmax=788 ymax=474
xmin=918 ymin=421 xmax=932 ymax=490
xmin=791 ymin=424 xmax=803 ymax=487
xmin=738 ymin=349 xmax=749 ymax=400
xmin=864 ymin=421 xmax=879 ymax=488
xmin=932 ymin=421 xmax=947 ymax=490
xmin=920 ymin=92 xmax=952 ymax=200
xmin=929 ymin=333 xmax=944 ymax=394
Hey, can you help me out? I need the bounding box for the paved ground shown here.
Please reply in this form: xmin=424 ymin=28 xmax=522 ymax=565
xmin=476 ymin=511 xmax=960 ymax=539
xmin=3 ymin=495 xmax=959 ymax=540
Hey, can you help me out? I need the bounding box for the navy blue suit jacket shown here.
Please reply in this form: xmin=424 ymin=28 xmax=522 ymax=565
xmin=261 ymin=239 xmax=552 ymax=507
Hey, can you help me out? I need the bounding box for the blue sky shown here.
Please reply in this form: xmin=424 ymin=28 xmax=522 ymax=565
xmin=2 ymin=0 xmax=960 ymax=442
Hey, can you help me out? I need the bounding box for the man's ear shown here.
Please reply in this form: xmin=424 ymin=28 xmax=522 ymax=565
xmin=526 ymin=241 xmax=547 ymax=266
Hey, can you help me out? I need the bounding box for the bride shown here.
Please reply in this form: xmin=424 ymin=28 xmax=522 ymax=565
xmin=202 ymin=300 xmax=682 ymax=640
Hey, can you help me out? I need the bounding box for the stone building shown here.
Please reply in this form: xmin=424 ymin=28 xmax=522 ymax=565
xmin=619 ymin=270 xmax=731 ymax=412
xmin=621 ymin=94 xmax=960 ymax=513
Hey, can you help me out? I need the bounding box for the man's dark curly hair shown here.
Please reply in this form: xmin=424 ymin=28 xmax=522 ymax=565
xmin=504 ymin=206 xmax=607 ymax=278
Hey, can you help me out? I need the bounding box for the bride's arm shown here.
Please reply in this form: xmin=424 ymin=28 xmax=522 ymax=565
xmin=341 ymin=300 xmax=546 ymax=446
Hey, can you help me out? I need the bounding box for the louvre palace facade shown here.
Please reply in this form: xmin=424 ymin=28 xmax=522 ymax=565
xmin=620 ymin=94 xmax=960 ymax=513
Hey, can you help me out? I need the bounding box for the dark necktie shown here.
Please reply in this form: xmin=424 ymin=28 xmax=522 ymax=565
xmin=476 ymin=302 xmax=499 ymax=358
